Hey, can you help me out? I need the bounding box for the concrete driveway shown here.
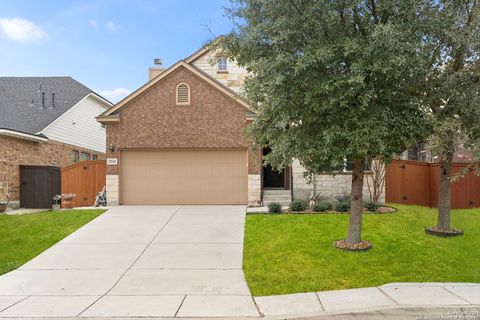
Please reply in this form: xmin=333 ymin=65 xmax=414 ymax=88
xmin=0 ymin=205 xmax=259 ymax=318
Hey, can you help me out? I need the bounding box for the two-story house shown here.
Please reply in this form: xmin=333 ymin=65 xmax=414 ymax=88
xmin=97 ymin=42 xmax=376 ymax=206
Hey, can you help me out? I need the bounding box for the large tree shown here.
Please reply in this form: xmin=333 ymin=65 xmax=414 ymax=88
xmin=421 ymin=1 xmax=480 ymax=235
xmin=221 ymin=0 xmax=427 ymax=249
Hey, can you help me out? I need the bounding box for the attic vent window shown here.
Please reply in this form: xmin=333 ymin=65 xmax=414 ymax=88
xmin=176 ymin=82 xmax=190 ymax=105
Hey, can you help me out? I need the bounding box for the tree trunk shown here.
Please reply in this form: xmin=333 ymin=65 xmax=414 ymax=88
xmin=437 ymin=151 xmax=453 ymax=230
xmin=346 ymin=158 xmax=365 ymax=244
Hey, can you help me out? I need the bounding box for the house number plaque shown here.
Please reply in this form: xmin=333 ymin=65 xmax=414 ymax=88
xmin=107 ymin=158 xmax=118 ymax=165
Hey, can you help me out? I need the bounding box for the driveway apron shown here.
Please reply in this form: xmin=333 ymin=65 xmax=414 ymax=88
xmin=0 ymin=205 xmax=259 ymax=318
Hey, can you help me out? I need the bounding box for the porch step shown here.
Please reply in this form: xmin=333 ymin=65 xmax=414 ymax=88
xmin=263 ymin=190 xmax=292 ymax=206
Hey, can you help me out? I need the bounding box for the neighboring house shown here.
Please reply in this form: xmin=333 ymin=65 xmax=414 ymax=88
xmin=97 ymin=43 xmax=378 ymax=206
xmin=401 ymin=142 xmax=475 ymax=163
xmin=0 ymin=77 xmax=112 ymax=208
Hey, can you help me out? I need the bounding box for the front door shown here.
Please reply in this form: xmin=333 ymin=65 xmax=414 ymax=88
xmin=263 ymin=164 xmax=285 ymax=188
xmin=262 ymin=148 xmax=287 ymax=189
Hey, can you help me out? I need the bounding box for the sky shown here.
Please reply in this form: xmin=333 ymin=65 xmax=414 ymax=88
xmin=0 ymin=0 xmax=234 ymax=102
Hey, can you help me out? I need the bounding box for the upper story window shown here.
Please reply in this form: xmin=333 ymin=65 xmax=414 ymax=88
xmin=217 ymin=57 xmax=228 ymax=72
xmin=176 ymin=82 xmax=190 ymax=105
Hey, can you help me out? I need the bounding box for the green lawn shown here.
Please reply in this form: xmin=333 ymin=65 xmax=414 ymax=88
xmin=243 ymin=204 xmax=480 ymax=296
xmin=0 ymin=209 xmax=104 ymax=275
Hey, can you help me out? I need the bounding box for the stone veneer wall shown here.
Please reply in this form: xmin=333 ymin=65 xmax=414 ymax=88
xmin=291 ymin=159 xmax=386 ymax=203
xmin=0 ymin=134 xmax=105 ymax=208
xmin=106 ymin=175 xmax=119 ymax=206
xmin=248 ymin=174 xmax=261 ymax=205
xmin=191 ymin=51 xmax=248 ymax=93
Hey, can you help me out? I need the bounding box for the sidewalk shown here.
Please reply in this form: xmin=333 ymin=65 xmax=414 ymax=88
xmin=254 ymin=282 xmax=480 ymax=318
xmin=298 ymin=306 xmax=480 ymax=320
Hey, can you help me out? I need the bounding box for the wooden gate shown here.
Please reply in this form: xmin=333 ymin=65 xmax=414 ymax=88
xmin=386 ymin=159 xmax=480 ymax=209
xmin=20 ymin=166 xmax=61 ymax=209
xmin=61 ymin=160 xmax=106 ymax=207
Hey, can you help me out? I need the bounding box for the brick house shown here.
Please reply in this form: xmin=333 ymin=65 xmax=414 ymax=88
xmin=97 ymin=43 xmax=379 ymax=206
xmin=401 ymin=142 xmax=476 ymax=163
xmin=0 ymin=77 xmax=112 ymax=208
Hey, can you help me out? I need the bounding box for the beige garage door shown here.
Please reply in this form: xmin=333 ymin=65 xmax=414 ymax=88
xmin=120 ymin=149 xmax=248 ymax=205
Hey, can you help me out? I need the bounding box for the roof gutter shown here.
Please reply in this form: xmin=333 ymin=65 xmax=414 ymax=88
xmin=96 ymin=114 xmax=120 ymax=124
xmin=0 ymin=129 xmax=48 ymax=142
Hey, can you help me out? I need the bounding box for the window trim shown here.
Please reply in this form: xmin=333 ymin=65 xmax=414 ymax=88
xmin=175 ymin=82 xmax=190 ymax=105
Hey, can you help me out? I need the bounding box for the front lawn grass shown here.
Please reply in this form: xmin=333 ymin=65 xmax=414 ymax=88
xmin=243 ymin=204 xmax=480 ymax=296
xmin=0 ymin=209 xmax=104 ymax=275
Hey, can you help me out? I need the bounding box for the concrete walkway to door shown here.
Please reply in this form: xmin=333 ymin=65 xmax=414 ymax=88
xmin=0 ymin=205 xmax=259 ymax=318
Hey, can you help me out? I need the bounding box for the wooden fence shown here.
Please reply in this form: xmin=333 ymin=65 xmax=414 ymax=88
xmin=61 ymin=160 xmax=106 ymax=208
xmin=385 ymin=159 xmax=480 ymax=209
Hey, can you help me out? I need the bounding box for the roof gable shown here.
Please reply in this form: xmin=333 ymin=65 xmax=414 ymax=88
xmin=99 ymin=60 xmax=252 ymax=120
xmin=0 ymin=77 xmax=105 ymax=134
xmin=184 ymin=36 xmax=223 ymax=64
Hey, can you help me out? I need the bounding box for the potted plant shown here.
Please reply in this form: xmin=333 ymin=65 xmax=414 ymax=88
xmin=61 ymin=193 xmax=76 ymax=209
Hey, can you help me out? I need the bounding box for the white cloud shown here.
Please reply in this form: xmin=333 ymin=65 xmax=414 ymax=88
xmin=105 ymin=21 xmax=119 ymax=31
xmin=0 ymin=18 xmax=49 ymax=43
xmin=89 ymin=20 xmax=97 ymax=28
xmin=100 ymin=88 xmax=131 ymax=103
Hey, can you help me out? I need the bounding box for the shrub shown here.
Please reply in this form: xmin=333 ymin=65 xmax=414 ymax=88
xmin=334 ymin=194 xmax=351 ymax=203
xmin=335 ymin=200 xmax=350 ymax=212
xmin=314 ymin=202 xmax=332 ymax=212
xmin=268 ymin=202 xmax=282 ymax=214
xmin=290 ymin=199 xmax=308 ymax=212
xmin=365 ymin=201 xmax=380 ymax=213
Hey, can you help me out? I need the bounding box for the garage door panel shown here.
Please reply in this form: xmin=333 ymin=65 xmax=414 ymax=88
xmin=120 ymin=150 xmax=247 ymax=205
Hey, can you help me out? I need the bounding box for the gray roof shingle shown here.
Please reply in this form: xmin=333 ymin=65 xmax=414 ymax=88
xmin=0 ymin=77 xmax=93 ymax=135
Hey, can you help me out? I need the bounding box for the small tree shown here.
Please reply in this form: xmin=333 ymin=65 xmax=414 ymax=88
xmin=421 ymin=1 xmax=480 ymax=235
xmin=222 ymin=0 xmax=427 ymax=249
xmin=365 ymin=158 xmax=386 ymax=204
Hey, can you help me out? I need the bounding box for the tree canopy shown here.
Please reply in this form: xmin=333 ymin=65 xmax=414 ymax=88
xmin=222 ymin=0 xmax=428 ymax=175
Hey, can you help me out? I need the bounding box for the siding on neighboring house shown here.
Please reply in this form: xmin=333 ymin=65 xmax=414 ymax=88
xmin=40 ymin=94 xmax=108 ymax=153
xmin=191 ymin=51 xmax=247 ymax=93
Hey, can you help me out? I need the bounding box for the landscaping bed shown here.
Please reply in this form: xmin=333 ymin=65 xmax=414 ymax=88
xmin=243 ymin=204 xmax=480 ymax=296
xmin=0 ymin=209 xmax=105 ymax=275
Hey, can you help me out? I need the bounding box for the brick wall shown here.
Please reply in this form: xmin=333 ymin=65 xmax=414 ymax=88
xmin=0 ymin=134 xmax=105 ymax=206
xmin=104 ymin=65 xmax=262 ymax=205
xmin=105 ymin=65 xmax=261 ymax=176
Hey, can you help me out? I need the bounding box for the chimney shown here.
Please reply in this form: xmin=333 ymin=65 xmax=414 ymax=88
xmin=148 ymin=58 xmax=164 ymax=80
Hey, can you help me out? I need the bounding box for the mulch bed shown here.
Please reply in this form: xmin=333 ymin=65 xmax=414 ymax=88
xmin=334 ymin=239 xmax=372 ymax=251
xmin=248 ymin=205 xmax=397 ymax=215
xmin=425 ymin=226 xmax=464 ymax=237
